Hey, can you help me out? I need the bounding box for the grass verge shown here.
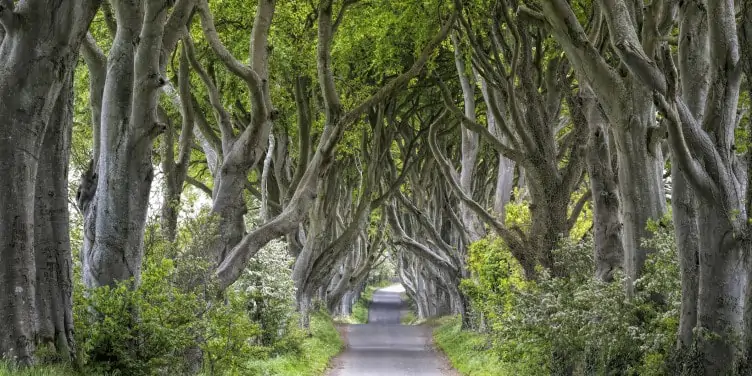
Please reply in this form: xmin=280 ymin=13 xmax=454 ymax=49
xmin=245 ymin=311 xmax=343 ymax=375
xmin=0 ymin=364 xmax=78 ymax=376
xmin=432 ymin=316 xmax=506 ymax=376
xmin=400 ymin=309 xmax=417 ymax=325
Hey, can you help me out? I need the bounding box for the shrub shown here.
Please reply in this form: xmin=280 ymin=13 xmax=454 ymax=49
xmin=461 ymin=216 xmax=680 ymax=375
xmin=236 ymin=239 xmax=300 ymax=353
xmin=72 ymin=214 xmax=309 ymax=375
xmin=74 ymin=258 xmax=205 ymax=375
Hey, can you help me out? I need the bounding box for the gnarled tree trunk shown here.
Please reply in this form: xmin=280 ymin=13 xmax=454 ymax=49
xmin=579 ymin=82 xmax=624 ymax=281
xmin=81 ymin=0 xmax=173 ymax=288
xmin=0 ymin=0 xmax=99 ymax=363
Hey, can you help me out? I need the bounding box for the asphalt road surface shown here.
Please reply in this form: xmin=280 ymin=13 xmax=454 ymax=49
xmin=327 ymin=285 xmax=458 ymax=376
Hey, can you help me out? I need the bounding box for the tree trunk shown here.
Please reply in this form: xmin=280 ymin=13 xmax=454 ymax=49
xmin=672 ymin=168 xmax=700 ymax=356
xmin=160 ymin=45 xmax=195 ymax=242
xmin=540 ymin=0 xmax=667 ymax=290
xmin=611 ymin=89 xmax=666 ymax=291
xmin=478 ymin=75 xmax=515 ymax=217
xmin=452 ymin=33 xmax=484 ymax=244
xmin=672 ymin=1 xmax=706 ymax=362
xmin=82 ymin=0 xmax=171 ymax=288
xmin=0 ymin=114 xmax=41 ymax=365
xmin=580 ymin=83 xmax=624 ymax=281
xmin=0 ymin=0 xmax=99 ymax=363
xmin=694 ymin=206 xmax=746 ymax=375
xmin=33 ymin=71 xmax=76 ymax=361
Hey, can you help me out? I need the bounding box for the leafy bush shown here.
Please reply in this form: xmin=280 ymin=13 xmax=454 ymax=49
xmin=461 ymin=217 xmax=680 ymax=375
xmin=236 ymin=239 xmax=301 ymax=353
xmin=71 ymin=214 xmax=323 ymax=375
xmin=74 ymin=258 xmax=203 ymax=375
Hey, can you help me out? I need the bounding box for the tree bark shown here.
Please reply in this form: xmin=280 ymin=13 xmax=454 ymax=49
xmin=0 ymin=0 xmax=99 ymax=363
xmin=542 ymin=1 xmax=750 ymax=372
xmin=82 ymin=0 xmax=171 ymax=288
xmin=478 ymin=76 xmax=515 ymax=217
xmin=33 ymin=71 xmax=76 ymax=361
xmin=579 ymin=82 xmax=624 ymax=281
xmin=161 ymin=43 xmax=195 ymax=241
xmin=541 ymin=0 xmax=667 ymax=291
xmin=674 ymin=0 xmax=706 ymax=358
xmin=451 ymin=33 xmax=484 ymax=244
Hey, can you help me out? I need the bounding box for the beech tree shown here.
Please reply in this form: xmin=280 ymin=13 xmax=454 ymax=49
xmin=0 ymin=0 xmax=100 ymax=363
xmin=432 ymin=0 xmax=589 ymax=279
xmin=539 ymin=0 xmax=669 ymax=292
xmin=541 ymin=0 xmax=752 ymax=373
xmin=78 ymin=0 xmax=195 ymax=288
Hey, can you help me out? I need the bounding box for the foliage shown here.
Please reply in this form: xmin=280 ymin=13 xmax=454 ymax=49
xmin=400 ymin=309 xmax=418 ymax=325
xmin=74 ymin=258 xmax=205 ymax=375
xmin=349 ymin=299 xmax=370 ymax=325
xmin=459 ymin=220 xmax=681 ymax=375
xmin=244 ymin=311 xmax=343 ymax=376
xmin=503 ymin=191 xmax=531 ymax=231
xmin=236 ymin=239 xmax=299 ymax=350
xmin=70 ymin=213 xmax=337 ymax=375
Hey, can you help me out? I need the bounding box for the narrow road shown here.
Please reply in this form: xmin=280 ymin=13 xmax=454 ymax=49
xmin=327 ymin=285 xmax=458 ymax=376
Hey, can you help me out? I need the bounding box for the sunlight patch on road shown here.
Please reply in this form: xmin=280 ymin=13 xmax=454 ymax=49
xmin=379 ymin=284 xmax=406 ymax=293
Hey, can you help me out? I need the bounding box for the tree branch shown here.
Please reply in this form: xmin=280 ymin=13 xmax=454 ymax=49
xmin=540 ymin=0 xmax=623 ymax=112
xmin=337 ymin=11 xmax=457 ymax=129
xmin=197 ymin=0 xmax=268 ymax=127
xmin=427 ymin=112 xmax=524 ymax=250
xmin=186 ymin=176 xmax=213 ymax=196
xmin=396 ymin=190 xmax=454 ymax=258
xmin=80 ymin=33 xmax=107 ymax=162
xmin=183 ymin=34 xmax=235 ymax=152
xmin=318 ymin=0 xmax=343 ymax=121
xmin=567 ymin=189 xmax=592 ymax=231
xmin=437 ymin=79 xmax=525 ymax=164
xmin=176 ymin=40 xmax=195 ymax=183
xmin=600 ymin=0 xmax=668 ymax=94
xmin=386 ymin=203 xmax=458 ymax=272
xmin=191 ymin=94 xmax=223 ymax=158
xmin=130 ymin=0 xmax=171 ymax=142
xmin=161 ymin=0 xmax=196 ymax=70
xmin=654 ymin=95 xmax=718 ymax=200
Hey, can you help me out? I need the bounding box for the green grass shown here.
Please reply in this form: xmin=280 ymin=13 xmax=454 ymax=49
xmin=400 ymin=309 xmax=418 ymax=325
xmin=245 ymin=311 xmax=343 ymax=376
xmin=350 ymin=299 xmax=369 ymax=324
xmin=0 ymin=363 xmax=78 ymax=376
xmin=433 ymin=316 xmax=508 ymax=376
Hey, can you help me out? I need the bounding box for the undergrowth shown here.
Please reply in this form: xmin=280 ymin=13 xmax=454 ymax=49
xmin=244 ymin=311 xmax=343 ymax=376
xmin=433 ymin=316 xmax=507 ymax=376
